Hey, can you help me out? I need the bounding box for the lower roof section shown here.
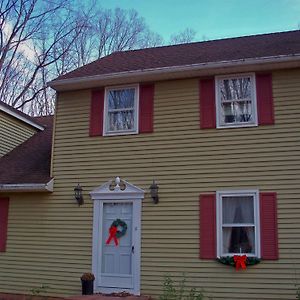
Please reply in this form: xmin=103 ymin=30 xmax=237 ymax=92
xmin=0 ymin=116 xmax=53 ymax=187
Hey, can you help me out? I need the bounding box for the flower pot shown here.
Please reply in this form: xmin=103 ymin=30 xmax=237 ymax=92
xmin=81 ymin=279 xmax=94 ymax=295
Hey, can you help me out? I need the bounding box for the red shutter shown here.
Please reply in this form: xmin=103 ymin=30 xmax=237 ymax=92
xmin=256 ymin=73 xmax=274 ymax=125
xmin=139 ymin=84 xmax=154 ymax=133
xmin=0 ymin=197 xmax=9 ymax=252
xmin=90 ymin=89 xmax=105 ymax=136
xmin=199 ymin=194 xmax=216 ymax=259
xmin=199 ymin=78 xmax=216 ymax=129
xmin=260 ymin=192 xmax=278 ymax=260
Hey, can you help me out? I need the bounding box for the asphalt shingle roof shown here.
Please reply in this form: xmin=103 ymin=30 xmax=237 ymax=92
xmin=0 ymin=116 xmax=53 ymax=184
xmin=56 ymin=30 xmax=300 ymax=81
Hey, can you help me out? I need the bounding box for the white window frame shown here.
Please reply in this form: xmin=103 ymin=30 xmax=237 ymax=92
xmin=215 ymin=73 xmax=258 ymax=129
xmin=103 ymin=84 xmax=139 ymax=136
xmin=216 ymin=190 xmax=260 ymax=258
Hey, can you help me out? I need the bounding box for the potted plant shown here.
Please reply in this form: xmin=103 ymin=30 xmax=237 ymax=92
xmin=81 ymin=272 xmax=95 ymax=295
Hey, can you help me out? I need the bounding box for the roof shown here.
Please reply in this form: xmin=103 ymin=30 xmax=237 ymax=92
xmin=0 ymin=116 xmax=53 ymax=190
xmin=55 ymin=30 xmax=300 ymax=82
xmin=0 ymin=101 xmax=45 ymax=131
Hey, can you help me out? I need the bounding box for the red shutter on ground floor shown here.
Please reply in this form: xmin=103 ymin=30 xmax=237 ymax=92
xmin=90 ymin=89 xmax=105 ymax=136
xmin=199 ymin=194 xmax=216 ymax=259
xmin=199 ymin=78 xmax=216 ymax=129
xmin=139 ymin=84 xmax=155 ymax=133
xmin=0 ymin=197 xmax=9 ymax=252
xmin=260 ymin=192 xmax=278 ymax=260
xmin=256 ymin=73 xmax=274 ymax=125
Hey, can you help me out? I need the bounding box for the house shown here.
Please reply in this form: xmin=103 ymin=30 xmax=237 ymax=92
xmin=0 ymin=101 xmax=45 ymax=157
xmin=0 ymin=102 xmax=53 ymax=192
xmin=1 ymin=30 xmax=300 ymax=300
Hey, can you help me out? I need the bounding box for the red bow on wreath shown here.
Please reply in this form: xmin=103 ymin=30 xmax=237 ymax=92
xmin=106 ymin=226 xmax=119 ymax=246
xmin=233 ymin=255 xmax=247 ymax=270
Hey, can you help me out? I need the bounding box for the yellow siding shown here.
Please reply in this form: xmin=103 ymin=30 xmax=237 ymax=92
xmin=0 ymin=112 xmax=36 ymax=157
xmin=0 ymin=69 xmax=300 ymax=299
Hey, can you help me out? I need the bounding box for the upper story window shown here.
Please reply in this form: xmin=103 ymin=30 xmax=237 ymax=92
xmin=216 ymin=190 xmax=260 ymax=257
xmin=216 ymin=74 xmax=258 ymax=128
xmin=104 ymin=85 xmax=139 ymax=135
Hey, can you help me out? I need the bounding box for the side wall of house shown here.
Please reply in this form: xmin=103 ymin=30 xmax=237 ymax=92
xmin=0 ymin=112 xmax=36 ymax=157
xmin=0 ymin=68 xmax=299 ymax=300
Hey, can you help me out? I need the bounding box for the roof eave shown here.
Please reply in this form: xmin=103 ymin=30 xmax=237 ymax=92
xmin=0 ymin=178 xmax=54 ymax=193
xmin=48 ymin=54 xmax=300 ymax=91
xmin=0 ymin=104 xmax=45 ymax=131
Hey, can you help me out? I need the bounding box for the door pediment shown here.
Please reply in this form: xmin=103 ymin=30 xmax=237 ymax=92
xmin=90 ymin=177 xmax=144 ymax=201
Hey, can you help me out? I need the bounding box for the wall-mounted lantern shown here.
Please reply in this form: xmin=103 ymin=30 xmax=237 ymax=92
xmin=149 ymin=180 xmax=159 ymax=204
xmin=74 ymin=183 xmax=84 ymax=206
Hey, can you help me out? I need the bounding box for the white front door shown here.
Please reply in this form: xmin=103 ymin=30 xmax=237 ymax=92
xmin=100 ymin=202 xmax=133 ymax=289
xmin=91 ymin=178 xmax=144 ymax=295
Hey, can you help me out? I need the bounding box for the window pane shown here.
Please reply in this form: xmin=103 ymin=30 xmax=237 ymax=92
xmin=108 ymin=111 xmax=134 ymax=131
xmin=222 ymin=196 xmax=254 ymax=224
xmin=222 ymin=226 xmax=255 ymax=254
xmin=221 ymin=100 xmax=253 ymax=123
xmin=108 ymin=89 xmax=135 ymax=109
xmin=220 ymin=77 xmax=251 ymax=101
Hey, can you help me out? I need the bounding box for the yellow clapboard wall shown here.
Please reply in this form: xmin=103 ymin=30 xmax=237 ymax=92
xmin=0 ymin=69 xmax=299 ymax=299
xmin=0 ymin=112 xmax=36 ymax=157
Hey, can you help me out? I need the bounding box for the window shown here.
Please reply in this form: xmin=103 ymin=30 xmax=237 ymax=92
xmin=104 ymin=85 xmax=138 ymax=135
xmin=216 ymin=190 xmax=260 ymax=257
xmin=215 ymin=74 xmax=257 ymax=128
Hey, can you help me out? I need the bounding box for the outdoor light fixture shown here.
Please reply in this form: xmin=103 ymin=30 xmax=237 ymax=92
xmin=149 ymin=180 xmax=159 ymax=204
xmin=74 ymin=183 xmax=84 ymax=206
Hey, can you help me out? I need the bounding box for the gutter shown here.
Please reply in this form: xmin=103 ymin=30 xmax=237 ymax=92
xmin=49 ymin=53 xmax=300 ymax=91
xmin=0 ymin=104 xmax=44 ymax=131
xmin=0 ymin=178 xmax=54 ymax=192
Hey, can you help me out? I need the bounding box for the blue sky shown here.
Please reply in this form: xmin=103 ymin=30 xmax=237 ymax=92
xmin=101 ymin=0 xmax=300 ymax=41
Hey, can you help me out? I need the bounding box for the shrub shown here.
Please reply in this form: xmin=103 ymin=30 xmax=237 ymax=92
xmin=159 ymin=275 xmax=208 ymax=300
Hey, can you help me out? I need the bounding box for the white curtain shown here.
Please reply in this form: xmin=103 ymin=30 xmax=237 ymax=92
xmin=222 ymin=196 xmax=255 ymax=254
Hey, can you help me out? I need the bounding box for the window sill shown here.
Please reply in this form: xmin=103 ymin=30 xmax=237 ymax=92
xmin=216 ymin=122 xmax=258 ymax=129
xmin=103 ymin=130 xmax=139 ymax=137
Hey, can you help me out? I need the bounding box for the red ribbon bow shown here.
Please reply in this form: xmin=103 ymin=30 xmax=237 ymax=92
xmin=233 ymin=255 xmax=247 ymax=270
xmin=106 ymin=226 xmax=119 ymax=246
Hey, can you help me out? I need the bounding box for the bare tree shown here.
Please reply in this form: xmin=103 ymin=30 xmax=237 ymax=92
xmin=95 ymin=8 xmax=147 ymax=57
xmin=0 ymin=1 xmax=196 ymax=116
xmin=170 ymin=28 xmax=196 ymax=45
xmin=53 ymin=6 xmax=164 ymax=73
xmin=0 ymin=0 xmax=84 ymax=114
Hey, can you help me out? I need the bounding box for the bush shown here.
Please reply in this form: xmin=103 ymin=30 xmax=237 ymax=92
xmin=159 ymin=275 xmax=209 ymax=300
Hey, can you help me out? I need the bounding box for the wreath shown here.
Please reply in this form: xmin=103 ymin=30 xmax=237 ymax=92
xmin=111 ymin=219 xmax=127 ymax=238
xmin=217 ymin=255 xmax=260 ymax=270
xmin=105 ymin=218 xmax=127 ymax=246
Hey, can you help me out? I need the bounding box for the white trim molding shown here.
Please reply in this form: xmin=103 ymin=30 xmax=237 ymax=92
xmin=103 ymin=84 xmax=139 ymax=136
xmin=90 ymin=177 xmax=144 ymax=295
xmin=216 ymin=189 xmax=260 ymax=258
xmin=0 ymin=178 xmax=54 ymax=192
xmin=215 ymin=73 xmax=258 ymax=129
xmin=48 ymin=54 xmax=300 ymax=91
xmin=0 ymin=104 xmax=44 ymax=131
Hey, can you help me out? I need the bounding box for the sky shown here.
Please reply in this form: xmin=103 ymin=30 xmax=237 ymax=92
xmin=100 ymin=0 xmax=300 ymax=42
